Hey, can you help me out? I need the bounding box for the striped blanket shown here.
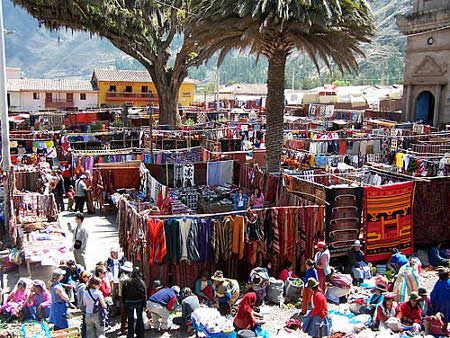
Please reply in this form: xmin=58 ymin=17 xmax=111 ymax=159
xmin=393 ymin=263 xmax=419 ymax=304
xmin=364 ymin=181 xmax=414 ymax=262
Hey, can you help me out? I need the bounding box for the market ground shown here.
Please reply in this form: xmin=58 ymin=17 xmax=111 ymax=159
xmin=3 ymin=210 xmax=440 ymax=337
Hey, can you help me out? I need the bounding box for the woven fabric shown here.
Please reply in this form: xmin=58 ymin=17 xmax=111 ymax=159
xmin=364 ymin=181 xmax=414 ymax=262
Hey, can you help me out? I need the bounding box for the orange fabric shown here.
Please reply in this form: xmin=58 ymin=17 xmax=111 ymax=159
xmin=302 ymin=287 xmax=313 ymax=314
xmin=231 ymin=216 xmax=245 ymax=259
xmin=148 ymin=219 xmax=167 ymax=264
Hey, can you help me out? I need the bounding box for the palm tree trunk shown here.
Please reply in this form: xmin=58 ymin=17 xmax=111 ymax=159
xmin=265 ymin=50 xmax=287 ymax=174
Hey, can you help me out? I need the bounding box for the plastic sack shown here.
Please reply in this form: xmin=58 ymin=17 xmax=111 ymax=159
xmin=284 ymin=278 xmax=303 ymax=302
xmin=266 ymin=277 xmax=284 ymax=305
xmin=254 ymin=326 xmax=270 ymax=338
xmin=21 ymin=322 xmax=51 ymax=338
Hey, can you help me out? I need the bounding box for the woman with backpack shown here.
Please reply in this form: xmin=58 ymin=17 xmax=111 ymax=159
xmin=83 ymin=277 xmax=107 ymax=338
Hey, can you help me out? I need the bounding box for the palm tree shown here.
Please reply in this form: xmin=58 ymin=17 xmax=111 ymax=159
xmin=187 ymin=0 xmax=374 ymax=173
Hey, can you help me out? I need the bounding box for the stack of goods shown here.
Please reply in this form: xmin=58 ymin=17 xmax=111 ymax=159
xmin=191 ymin=308 xmax=235 ymax=337
xmin=197 ymin=185 xmax=234 ymax=214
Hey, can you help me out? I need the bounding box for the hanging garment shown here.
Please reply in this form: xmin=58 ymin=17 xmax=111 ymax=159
xmin=179 ymin=218 xmax=192 ymax=261
xmin=148 ymin=219 xmax=167 ymax=264
xmin=187 ymin=219 xmax=200 ymax=262
xmin=231 ymin=216 xmax=245 ymax=260
xmin=163 ymin=219 xmax=182 ymax=264
xmin=199 ymin=219 xmax=213 ymax=265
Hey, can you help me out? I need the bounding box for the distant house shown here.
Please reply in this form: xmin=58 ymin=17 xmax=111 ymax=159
xmin=219 ymin=83 xmax=267 ymax=101
xmin=91 ymin=69 xmax=196 ymax=108
xmin=7 ymin=72 xmax=98 ymax=112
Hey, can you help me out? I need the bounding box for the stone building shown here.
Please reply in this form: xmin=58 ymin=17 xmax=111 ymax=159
xmin=396 ymin=0 xmax=450 ymax=128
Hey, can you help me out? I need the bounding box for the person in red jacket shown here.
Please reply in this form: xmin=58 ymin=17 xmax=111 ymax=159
xmin=95 ymin=266 xmax=111 ymax=298
xmin=278 ymin=262 xmax=298 ymax=282
xmin=396 ymin=292 xmax=422 ymax=332
xmin=302 ymin=278 xmax=330 ymax=337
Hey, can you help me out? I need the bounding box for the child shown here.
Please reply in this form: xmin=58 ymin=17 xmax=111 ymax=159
xmin=302 ymin=259 xmax=318 ymax=315
xmin=66 ymin=185 xmax=75 ymax=211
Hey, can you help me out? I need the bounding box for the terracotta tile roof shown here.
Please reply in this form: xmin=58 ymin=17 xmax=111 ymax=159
xmin=219 ymin=83 xmax=267 ymax=95
xmin=93 ymin=69 xmax=196 ymax=84
xmin=7 ymin=78 xmax=95 ymax=92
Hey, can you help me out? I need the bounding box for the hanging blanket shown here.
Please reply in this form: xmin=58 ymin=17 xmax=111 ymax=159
xmin=364 ymin=181 xmax=414 ymax=262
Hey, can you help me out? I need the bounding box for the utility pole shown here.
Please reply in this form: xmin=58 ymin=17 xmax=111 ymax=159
xmin=0 ymin=0 xmax=11 ymax=232
xmin=148 ymin=94 xmax=153 ymax=164
xmin=216 ymin=66 xmax=220 ymax=113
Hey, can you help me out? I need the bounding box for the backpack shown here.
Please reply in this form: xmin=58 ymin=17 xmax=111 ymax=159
xmin=88 ymin=289 xmax=107 ymax=325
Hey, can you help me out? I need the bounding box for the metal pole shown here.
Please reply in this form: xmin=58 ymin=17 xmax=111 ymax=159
xmin=0 ymin=1 xmax=11 ymax=233
xmin=149 ymin=94 xmax=153 ymax=163
xmin=216 ymin=65 xmax=220 ymax=112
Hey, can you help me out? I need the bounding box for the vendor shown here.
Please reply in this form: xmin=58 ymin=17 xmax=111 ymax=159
xmin=278 ymin=262 xmax=298 ymax=282
xmin=49 ymin=268 xmax=70 ymax=330
xmin=194 ymin=271 xmax=214 ymax=302
xmin=150 ymin=280 xmax=165 ymax=297
xmin=233 ymin=293 xmax=265 ymax=332
xmin=246 ymin=267 xmax=269 ymax=306
xmin=418 ymin=287 xmax=431 ymax=319
xmin=374 ymin=292 xmax=398 ymax=330
xmin=250 ymin=187 xmax=264 ymax=209
xmin=0 ymin=279 xmax=29 ymax=318
xmin=391 ymin=248 xmax=409 ymax=272
xmin=301 ymin=278 xmax=330 ymax=338
xmin=429 ymin=242 xmax=450 ymax=268
xmin=396 ymin=291 xmax=422 ymax=332
xmin=314 ymin=241 xmax=331 ymax=291
xmin=430 ymin=267 xmax=450 ymax=335
xmin=147 ymin=286 xmax=180 ymax=331
xmin=173 ymin=288 xmax=200 ymax=329
xmin=346 ymin=240 xmax=371 ymax=286
xmin=22 ymin=280 xmax=51 ymax=321
xmin=233 ymin=188 xmax=249 ymax=213
xmin=359 ymin=283 xmax=386 ymax=316
xmin=211 ymin=270 xmax=240 ymax=316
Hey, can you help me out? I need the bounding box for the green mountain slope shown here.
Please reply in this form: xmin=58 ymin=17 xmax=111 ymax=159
xmin=4 ymin=0 xmax=411 ymax=88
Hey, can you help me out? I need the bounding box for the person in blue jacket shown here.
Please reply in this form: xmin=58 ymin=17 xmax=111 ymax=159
xmin=194 ymin=271 xmax=214 ymax=303
xmin=391 ymin=248 xmax=409 ymax=272
xmin=233 ymin=188 xmax=249 ymax=213
xmin=430 ymin=267 xmax=450 ymax=334
xmin=429 ymin=242 xmax=450 ymax=268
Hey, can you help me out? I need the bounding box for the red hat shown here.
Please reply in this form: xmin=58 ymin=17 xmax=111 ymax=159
xmin=315 ymin=241 xmax=326 ymax=249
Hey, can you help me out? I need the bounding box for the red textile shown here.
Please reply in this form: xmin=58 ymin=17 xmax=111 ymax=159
xmin=425 ymin=315 xmax=449 ymax=335
xmin=234 ymin=292 xmax=257 ymax=329
xmin=396 ymin=301 xmax=422 ymax=324
xmin=99 ymin=280 xmax=110 ymax=298
xmin=317 ymin=268 xmax=326 ymax=292
xmin=148 ymin=219 xmax=167 ymax=264
xmin=278 ymin=269 xmax=298 ymax=282
xmin=310 ymin=290 xmax=327 ymax=319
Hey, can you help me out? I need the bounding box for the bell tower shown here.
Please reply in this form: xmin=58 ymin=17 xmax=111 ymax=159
xmin=396 ymin=0 xmax=450 ymax=128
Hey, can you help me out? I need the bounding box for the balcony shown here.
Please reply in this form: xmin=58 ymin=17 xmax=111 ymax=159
xmin=45 ymin=98 xmax=74 ymax=109
xmin=106 ymin=91 xmax=158 ymax=102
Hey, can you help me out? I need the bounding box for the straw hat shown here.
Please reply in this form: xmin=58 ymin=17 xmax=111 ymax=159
xmin=418 ymin=288 xmax=428 ymax=297
xmin=211 ymin=270 xmax=225 ymax=282
xmin=121 ymin=261 xmax=133 ymax=273
xmin=305 ymin=277 xmax=319 ymax=289
xmin=384 ymin=292 xmax=396 ymax=299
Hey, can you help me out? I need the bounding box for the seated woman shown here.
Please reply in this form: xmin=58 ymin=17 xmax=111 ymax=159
xmin=359 ymin=283 xmax=386 ymax=316
xmin=247 ymin=267 xmax=269 ymax=307
xmin=346 ymin=240 xmax=371 ymax=286
xmin=396 ymin=292 xmax=422 ymax=333
xmin=0 ymin=279 xmax=29 ymax=318
xmin=22 ymin=280 xmax=51 ymax=321
xmin=429 ymin=242 xmax=450 ymax=268
xmin=278 ymin=262 xmax=298 ymax=282
xmin=194 ymin=271 xmax=214 ymax=303
xmin=233 ymin=293 xmax=264 ymax=332
xmin=373 ymin=293 xmax=398 ymax=330
xmin=302 ymin=278 xmax=331 ymax=338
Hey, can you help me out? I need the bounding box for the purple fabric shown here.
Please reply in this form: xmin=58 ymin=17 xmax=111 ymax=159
xmin=199 ymin=219 xmax=213 ymax=265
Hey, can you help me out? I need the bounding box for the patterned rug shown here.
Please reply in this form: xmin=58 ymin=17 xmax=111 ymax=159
xmin=364 ymin=181 xmax=414 ymax=262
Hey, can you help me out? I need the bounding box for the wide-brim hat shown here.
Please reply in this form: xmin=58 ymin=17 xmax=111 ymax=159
xmin=211 ymin=270 xmax=225 ymax=282
xmin=437 ymin=266 xmax=449 ymax=276
xmin=305 ymin=277 xmax=319 ymax=289
xmin=418 ymin=288 xmax=428 ymax=297
xmin=315 ymin=241 xmax=326 ymax=249
xmin=375 ymin=283 xmax=387 ymax=293
xmin=121 ymin=261 xmax=133 ymax=273
xmin=80 ymin=174 xmax=87 ymax=179
xmin=409 ymin=292 xmax=420 ymax=301
xmin=352 ymin=240 xmax=361 ymax=247
xmin=152 ymin=280 xmax=164 ymax=289
xmin=384 ymin=292 xmax=396 ymax=299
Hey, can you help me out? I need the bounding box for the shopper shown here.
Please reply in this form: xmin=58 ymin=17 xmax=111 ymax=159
xmin=49 ymin=268 xmax=70 ymax=330
xmin=302 ymin=278 xmax=331 ymax=337
xmin=95 ymin=266 xmax=111 ymax=298
xmin=147 ymin=286 xmax=180 ymax=331
xmin=83 ymin=277 xmax=107 ymax=338
xmin=75 ymin=174 xmax=88 ymax=213
xmin=250 ymin=187 xmax=264 ymax=209
xmin=173 ymin=288 xmax=200 ymax=329
xmin=233 ymin=188 xmax=249 ymax=213
xmin=122 ymin=268 xmax=147 ymax=338
xmin=54 ymin=170 xmax=65 ymax=212
xmin=118 ymin=261 xmax=133 ymax=335
xmin=106 ymin=246 xmax=127 ymax=314
xmin=76 ymin=271 xmax=91 ymax=338
xmin=71 ymin=213 xmax=88 ymax=270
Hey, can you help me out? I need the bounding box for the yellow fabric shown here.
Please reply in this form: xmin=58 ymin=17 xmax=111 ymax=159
xmin=395 ymin=153 xmax=404 ymax=167
xmin=45 ymin=140 xmax=54 ymax=147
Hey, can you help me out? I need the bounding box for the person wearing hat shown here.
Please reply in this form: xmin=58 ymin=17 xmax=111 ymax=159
xmin=211 ymin=271 xmax=240 ymax=316
xmin=418 ymin=287 xmax=431 ymax=319
xmin=118 ymin=261 xmax=133 ymax=335
xmin=396 ymin=291 xmax=422 ymax=332
xmin=194 ymin=271 xmax=214 ymax=303
xmin=346 ymin=240 xmax=371 ymax=286
xmin=314 ymin=241 xmax=331 ymax=291
xmin=74 ymin=174 xmax=88 ymax=212
xmin=301 ymin=278 xmax=330 ymax=337
xmin=147 ymin=285 xmax=180 ymax=330
xmin=22 ymin=280 xmax=52 ymax=321
xmin=49 ymin=268 xmax=70 ymax=330
xmin=359 ymin=283 xmax=386 ymax=316
xmin=431 ymin=267 xmax=450 ymax=334
xmin=75 ymin=271 xmax=91 ymax=338
xmin=374 ymin=292 xmax=399 ymax=330
xmin=60 ymin=259 xmax=83 ymax=306
xmin=150 ymin=280 xmax=165 ymax=297
xmin=122 ymin=268 xmax=147 ymax=338
xmin=246 ymin=267 xmax=270 ymax=307
xmin=173 ymin=287 xmax=200 ymax=329
xmin=106 ymin=246 xmax=127 ymax=315
xmin=69 ymin=213 xmax=88 ymax=270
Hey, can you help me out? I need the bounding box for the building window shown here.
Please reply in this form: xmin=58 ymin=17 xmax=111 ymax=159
xmin=109 ymin=85 xmax=116 ymax=92
xmin=141 ymin=86 xmax=148 ymax=93
xmin=7 ymin=93 xmax=10 ymax=107
xmin=33 ymin=92 xmax=40 ymax=100
xmin=80 ymin=93 xmax=86 ymax=100
xmin=125 ymin=86 xmax=133 ymax=93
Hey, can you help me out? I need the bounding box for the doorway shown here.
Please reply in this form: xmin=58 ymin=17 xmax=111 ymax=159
xmin=415 ymin=91 xmax=434 ymax=125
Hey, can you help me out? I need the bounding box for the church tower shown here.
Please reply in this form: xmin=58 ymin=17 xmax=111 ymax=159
xmin=396 ymin=0 xmax=450 ymax=128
